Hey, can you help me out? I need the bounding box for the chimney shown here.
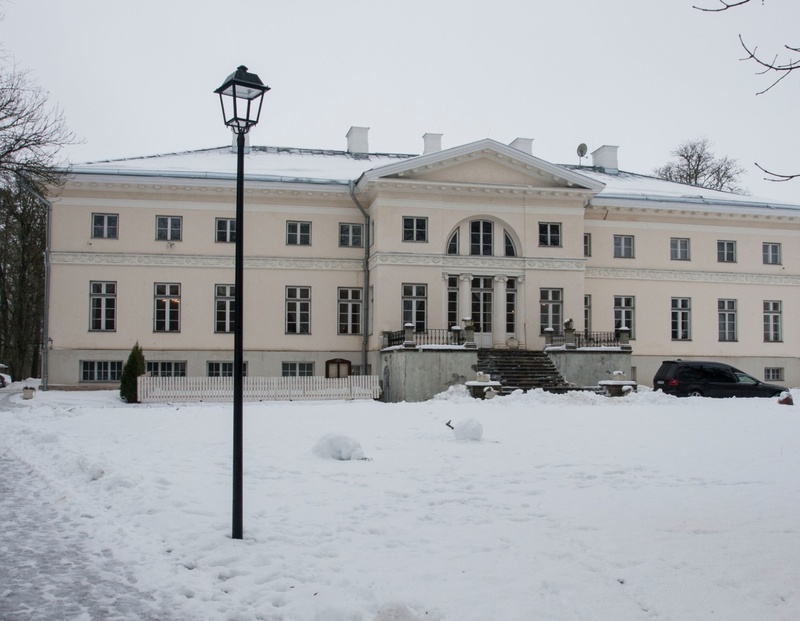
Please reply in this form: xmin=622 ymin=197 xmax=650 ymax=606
xmin=346 ymin=126 xmax=370 ymax=154
xmin=230 ymin=130 xmax=251 ymax=154
xmin=509 ymin=137 xmax=533 ymax=155
xmin=591 ymin=145 xmax=619 ymax=174
xmin=423 ymin=133 xmax=442 ymax=154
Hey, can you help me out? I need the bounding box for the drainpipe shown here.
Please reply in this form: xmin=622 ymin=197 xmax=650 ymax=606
xmin=348 ymin=180 xmax=369 ymax=374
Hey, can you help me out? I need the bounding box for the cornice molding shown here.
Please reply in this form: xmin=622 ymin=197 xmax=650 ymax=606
xmin=587 ymin=266 xmax=800 ymax=285
xmin=50 ymin=252 xmax=361 ymax=271
xmin=371 ymin=253 xmax=585 ymax=271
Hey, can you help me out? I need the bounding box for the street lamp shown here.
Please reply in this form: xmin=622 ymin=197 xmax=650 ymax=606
xmin=215 ymin=65 xmax=270 ymax=540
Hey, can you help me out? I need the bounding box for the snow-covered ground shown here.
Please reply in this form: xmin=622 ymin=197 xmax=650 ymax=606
xmin=1 ymin=384 xmax=799 ymax=620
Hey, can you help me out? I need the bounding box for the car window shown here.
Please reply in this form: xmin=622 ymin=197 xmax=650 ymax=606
xmin=703 ymin=365 xmax=735 ymax=383
xmin=734 ymin=372 xmax=758 ymax=385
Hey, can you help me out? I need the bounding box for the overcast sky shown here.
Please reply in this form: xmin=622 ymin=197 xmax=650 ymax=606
xmin=3 ymin=0 xmax=799 ymax=201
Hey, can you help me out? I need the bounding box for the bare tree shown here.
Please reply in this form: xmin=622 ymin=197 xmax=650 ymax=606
xmin=0 ymin=184 xmax=48 ymax=380
xmin=654 ymin=138 xmax=746 ymax=192
xmin=0 ymin=65 xmax=73 ymax=377
xmin=694 ymin=0 xmax=799 ymax=181
xmin=0 ymin=66 xmax=74 ymax=190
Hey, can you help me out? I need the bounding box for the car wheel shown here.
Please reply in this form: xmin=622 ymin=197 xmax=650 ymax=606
xmin=687 ymin=390 xmax=703 ymax=397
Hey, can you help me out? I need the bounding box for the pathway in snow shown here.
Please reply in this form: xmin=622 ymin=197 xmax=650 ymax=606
xmin=0 ymin=391 xmax=177 ymax=621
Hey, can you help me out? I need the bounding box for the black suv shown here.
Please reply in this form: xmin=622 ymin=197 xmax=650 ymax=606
xmin=653 ymin=360 xmax=786 ymax=398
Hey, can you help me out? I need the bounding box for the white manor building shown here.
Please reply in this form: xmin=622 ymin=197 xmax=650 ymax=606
xmin=44 ymin=128 xmax=800 ymax=391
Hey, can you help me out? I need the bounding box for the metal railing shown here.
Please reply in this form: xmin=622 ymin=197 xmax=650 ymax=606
xmin=548 ymin=331 xmax=621 ymax=348
xmin=385 ymin=328 xmax=466 ymax=348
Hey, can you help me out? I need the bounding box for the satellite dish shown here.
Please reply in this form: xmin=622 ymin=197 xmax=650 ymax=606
xmin=577 ymin=143 xmax=588 ymax=158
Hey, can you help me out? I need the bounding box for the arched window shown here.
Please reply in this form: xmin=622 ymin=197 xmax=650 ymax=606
xmin=470 ymin=220 xmax=493 ymax=256
xmin=446 ymin=229 xmax=459 ymax=255
xmin=504 ymin=231 xmax=517 ymax=257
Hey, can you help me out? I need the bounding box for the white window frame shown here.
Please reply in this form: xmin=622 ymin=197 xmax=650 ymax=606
xmin=287 ymin=221 xmax=311 ymax=246
xmin=90 ymin=281 xmax=116 ymax=331
xmin=538 ymin=222 xmax=562 ymax=247
xmin=216 ymin=218 xmax=236 ymax=243
xmin=403 ymin=217 xmax=428 ymax=243
xmin=671 ymin=297 xmax=691 ymax=341
xmin=286 ymin=286 xmax=311 ymax=334
xmin=338 ymin=287 xmax=362 ymax=335
xmin=670 ymin=238 xmax=690 ymax=261
xmin=92 ymin=213 xmax=118 ymax=239
xmin=763 ymin=300 xmax=782 ymax=342
xmin=215 ymin=284 xmax=235 ymax=333
xmin=81 ymin=360 xmax=123 ymax=382
xmin=718 ymin=299 xmax=737 ymax=342
xmin=763 ymin=242 xmax=781 ymax=265
xmin=156 ymin=216 xmax=182 ymax=241
xmin=717 ymin=240 xmax=736 ymax=263
xmin=339 ymin=223 xmax=363 ymax=248
xmin=154 ymin=283 xmax=181 ymax=332
xmin=613 ymin=235 xmax=634 ymax=258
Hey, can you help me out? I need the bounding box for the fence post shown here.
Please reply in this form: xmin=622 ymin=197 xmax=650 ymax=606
xmin=403 ymin=323 xmax=417 ymax=349
xmin=463 ymin=317 xmax=477 ymax=349
xmin=564 ymin=319 xmax=576 ymax=350
xmin=544 ymin=327 xmax=554 ymax=347
xmin=618 ymin=327 xmax=632 ymax=351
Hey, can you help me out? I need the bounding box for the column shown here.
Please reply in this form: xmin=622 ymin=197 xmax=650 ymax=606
xmin=458 ymin=274 xmax=472 ymax=325
xmin=492 ymin=275 xmax=508 ymax=349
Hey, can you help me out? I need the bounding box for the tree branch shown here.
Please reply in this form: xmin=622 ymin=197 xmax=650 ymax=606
xmin=755 ymin=163 xmax=800 ymax=182
xmin=693 ymin=0 xmax=753 ymax=12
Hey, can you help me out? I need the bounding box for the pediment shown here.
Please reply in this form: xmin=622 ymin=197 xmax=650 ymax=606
xmin=359 ymin=139 xmax=604 ymax=193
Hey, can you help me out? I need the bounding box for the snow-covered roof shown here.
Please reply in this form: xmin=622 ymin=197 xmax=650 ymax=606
xmin=71 ymin=146 xmax=416 ymax=186
xmin=71 ymin=143 xmax=800 ymax=212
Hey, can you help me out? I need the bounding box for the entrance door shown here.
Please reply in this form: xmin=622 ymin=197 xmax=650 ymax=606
xmin=471 ymin=276 xmax=493 ymax=348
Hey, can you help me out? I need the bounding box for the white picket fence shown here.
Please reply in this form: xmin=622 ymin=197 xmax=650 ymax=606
xmin=137 ymin=375 xmax=382 ymax=403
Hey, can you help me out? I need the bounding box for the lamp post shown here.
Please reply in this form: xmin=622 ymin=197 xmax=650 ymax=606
xmin=215 ymin=65 xmax=270 ymax=540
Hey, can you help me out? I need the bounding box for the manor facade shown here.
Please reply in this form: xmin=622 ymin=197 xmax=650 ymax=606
xmin=44 ymin=128 xmax=800 ymax=389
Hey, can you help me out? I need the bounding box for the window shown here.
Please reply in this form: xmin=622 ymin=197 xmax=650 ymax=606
xmin=540 ymin=288 xmax=562 ymax=334
xmin=339 ymin=223 xmax=363 ymax=247
xmin=81 ymin=360 xmax=122 ymax=382
xmin=539 ymin=222 xmax=561 ymax=247
xmin=717 ymin=240 xmax=736 ymax=263
xmin=763 ymin=242 xmax=781 ymax=265
xmin=207 ymin=361 xmax=247 ymax=377
xmin=282 ymin=362 xmax=313 ymax=377
xmin=92 ymin=213 xmax=118 ymax=239
xmin=614 ymin=296 xmax=635 ymax=339
xmin=286 ymin=287 xmax=311 ymax=334
xmin=584 ymin=295 xmax=592 ymax=333
xmin=718 ymin=299 xmax=737 ymax=342
xmin=670 ymin=238 xmax=690 ymax=261
xmin=215 ymin=285 xmax=235 ymax=333
xmin=154 ymin=283 xmax=180 ymax=332
xmin=403 ymin=217 xmax=427 ymax=242
xmin=446 ymin=229 xmax=459 ymax=255
xmin=338 ymin=288 xmax=362 ymax=335
xmin=470 ymin=220 xmax=492 ymax=255
xmin=613 ymin=235 xmax=634 ymax=258
xmin=216 ymin=218 xmax=236 ymax=243
xmin=146 ymin=361 xmax=186 ymax=377
xmin=90 ymin=281 xmax=116 ymax=331
xmin=402 ymin=284 xmax=427 ymax=332
xmin=506 ymin=278 xmax=516 ymax=333
xmin=472 ymin=277 xmax=493 ymax=333
xmin=504 ymin=231 xmax=516 ymax=257
xmin=447 ymin=276 xmax=459 ymax=328
xmin=764 ymin=367 xmax=784 ymax=382
xmin=583 ymin=233 xmax=592 ymax=258
xmin=671 ymin=298 xmax=691 ymax=340
xmin=764 ymin=300 xmax=782 ymax=342
xmin=156 ymin=216 xmax=182 ymax=241
xmin=287 ymin=221 xmax=311 ymax=245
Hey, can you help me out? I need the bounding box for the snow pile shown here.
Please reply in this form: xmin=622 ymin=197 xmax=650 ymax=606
xmin=312 ymin=433 xmax=366 ymax=460
xmin=451 ymin=418 xmax=483 ymax=442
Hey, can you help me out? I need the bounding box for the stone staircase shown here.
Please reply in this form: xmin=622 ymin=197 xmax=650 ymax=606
xmin=476 ymin=349 xmax=572 ymax=394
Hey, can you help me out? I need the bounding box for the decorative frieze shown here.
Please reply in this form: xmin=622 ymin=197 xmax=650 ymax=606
xmin=587 ymin=267 xmax=800 ymax=286
xmin=50 ymin=252 xmax=361 ymax=271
